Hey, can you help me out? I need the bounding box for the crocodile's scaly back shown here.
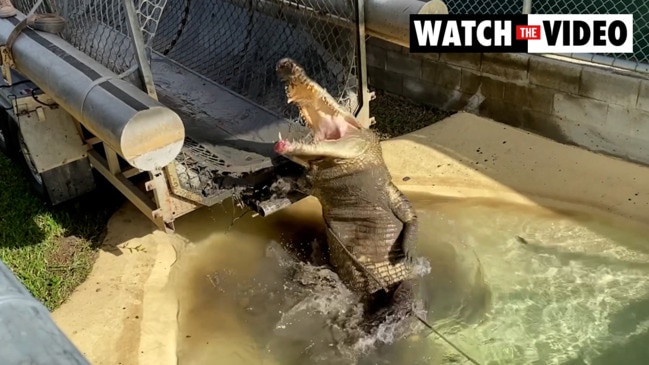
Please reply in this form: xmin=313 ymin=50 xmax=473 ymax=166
xmin=274 ymin=58 xmax=419 ymax=302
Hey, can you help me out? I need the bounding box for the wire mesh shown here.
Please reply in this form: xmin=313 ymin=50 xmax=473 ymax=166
xmin=531 ymin=1 xmax=649 ymax=70
xmin=12 ymin=0 xmax=165 ymax=84
xmin=444 ymin=0 xmax=649 ymax=72
xmin=150 ymin=0 xmax=362 ymax=202
xmin=150 ymin=0 xmax=361 ymax=122
xmin=12 ymin=0 xmax=362 ymax=120
xmin=12 ymin=0 xmax=363 ymax=203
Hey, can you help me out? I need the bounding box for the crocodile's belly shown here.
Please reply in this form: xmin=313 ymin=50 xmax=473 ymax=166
xmin=325 ymin=215 xmax=410 ymax=295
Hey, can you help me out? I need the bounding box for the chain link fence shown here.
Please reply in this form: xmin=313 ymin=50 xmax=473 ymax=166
xmin=443 ymin=0 xmax=649 ymax=73
xmin=14 ymin=0 xmax=362 ymax=121
xmin=150 ymin=0 xmax=361 ymax=123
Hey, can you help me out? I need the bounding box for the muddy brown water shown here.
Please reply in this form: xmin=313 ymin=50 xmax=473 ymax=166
xmin=169 ymin=192 xmax=649 ymax=365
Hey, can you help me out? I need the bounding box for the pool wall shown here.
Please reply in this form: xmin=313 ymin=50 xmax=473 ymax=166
xmin=366 ymin=38 xmax=649 ymax=167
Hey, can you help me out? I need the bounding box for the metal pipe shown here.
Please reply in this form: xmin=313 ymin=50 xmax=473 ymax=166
xmin=220 ymin=0 xmax=448 ymax=49
xmin=522 ymin=0 xmax=532 ymax=14
xmin=256 ymin=197 xmax=296 ymax=217
xmin=243 ymin=186 xmax=307 ymax=217
xmin=366 ymin=0 xmax=448 ymax=48
xmin=249 ymin=191 xmax=307 ymax=217
xmin=0 ymin=12 xmax=185 ymax=171
xmin=0 ymin=259 xmax=90 ymax=364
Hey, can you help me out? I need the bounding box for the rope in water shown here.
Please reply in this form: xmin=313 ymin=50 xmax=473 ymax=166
xmin=327 ymin=226 xmax=482 ymax=365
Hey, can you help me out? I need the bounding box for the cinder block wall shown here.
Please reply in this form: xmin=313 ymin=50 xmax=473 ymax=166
xmin=366 ymin=38 xmax=649 ymax=167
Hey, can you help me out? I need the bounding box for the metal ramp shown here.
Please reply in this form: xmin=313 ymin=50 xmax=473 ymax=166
xmin=150 ymin=52 xmax=310 ymax=206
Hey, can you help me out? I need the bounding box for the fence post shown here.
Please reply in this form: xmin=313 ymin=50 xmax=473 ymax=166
xmin=123 ymin=0 xmax=158 ymax=100
xmin=522 ymin=0 xmax=532 ymax=14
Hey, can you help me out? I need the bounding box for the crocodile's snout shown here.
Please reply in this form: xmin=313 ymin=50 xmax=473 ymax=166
xmin=276 ymin=57 xmax=303 ymax=80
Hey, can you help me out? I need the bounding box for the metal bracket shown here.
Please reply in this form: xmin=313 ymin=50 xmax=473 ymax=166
xmin=1 ymin=16 xmax=30 ymax=86
xmin=0 ymin=46 xmax=14 ymax=85
xmin=35 ymin=106 xmax=45 ymax=121
xmin=0 ymin=10 xmax=65 ymax=86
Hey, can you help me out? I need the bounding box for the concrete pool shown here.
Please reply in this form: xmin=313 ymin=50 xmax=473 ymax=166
xmin=51 ymin=112 xmax=649 ymax=365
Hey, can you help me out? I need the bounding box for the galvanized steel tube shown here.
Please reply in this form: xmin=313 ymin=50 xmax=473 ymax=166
xmin=366 ymin=0 xmax=449 ymax=48
xmin=0 ymin=13 xmax=185 ymax=171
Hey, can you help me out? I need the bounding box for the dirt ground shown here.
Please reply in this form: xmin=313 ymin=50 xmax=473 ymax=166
xmin=50 ymin=112 xmax=649 ymax=365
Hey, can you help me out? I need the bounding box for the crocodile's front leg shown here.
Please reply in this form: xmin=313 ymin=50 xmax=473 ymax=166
xmin=387 ymin=182 xmax=418 ymax=264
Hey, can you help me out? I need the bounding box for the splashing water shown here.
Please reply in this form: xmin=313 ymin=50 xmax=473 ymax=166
xmin=170 ymin=194 xmax=649 ymax=365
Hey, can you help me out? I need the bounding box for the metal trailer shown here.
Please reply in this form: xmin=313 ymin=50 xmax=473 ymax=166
xmin=0 ymin=0 xmax=447 ymax=233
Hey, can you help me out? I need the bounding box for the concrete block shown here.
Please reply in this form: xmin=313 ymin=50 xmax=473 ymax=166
xmin=552 ymin=106 xmax=649 ymax=165
xmin=366 ymin=37 xmax=402 ymax=52
xmin=504 ymin=83 xmax=555 ymax=114
xmin=478 ymin=98 xmax=522 ymax=128
xmin=460 ymin=70 xmax=505 ymax=99
xmin=529 ymin=56 xmax=582 ymax=94
xmin=604 ymin=105 xmax=649 ymax=165
xmin=606 ymin=104 xmax=649 ymax=134
xmin=481 ymin=53 xmax=529 ymax=80
xmin=635 ymin=80 xmax=649 ymax=113
xmin=553 ymin=121 xmax=609 ymax=155
xmin=519 ymin=109 xmax=569 ymax=143
xmin=401 ymin=76 xmax=454 ymax=107
xmin=365 ymin=43 xmax=386 ymax=70
xmin=553 ymin=92 xmax=608 ymax=127
xmin=367 ymin=66 xmax=403 ymax=95
xmin=419 ymin=52 xmax=440 ymax=62
xmin=386 ymin=51 xmax=421 ymax=78
xmin=421 ymin=62 xmax=461 ymax=90
xmin=579 ymin=67 xmax=641 ymax=107
xmin=439 ymin=52 xmax=481 ymax=71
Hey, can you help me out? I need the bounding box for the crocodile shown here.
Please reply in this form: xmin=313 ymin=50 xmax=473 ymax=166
xmin=273 ymin=57 xmax=420 ymax=327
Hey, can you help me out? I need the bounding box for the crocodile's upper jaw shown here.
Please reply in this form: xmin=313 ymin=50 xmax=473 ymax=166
xmin=275 ymin=57 xmax=362 ymax=144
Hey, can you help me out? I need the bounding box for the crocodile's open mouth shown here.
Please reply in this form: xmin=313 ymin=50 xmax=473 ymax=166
xmin=275 ymin=57 xmax=362 ymax=143
xmin=311 ymin=113 xmax=360 ymax=142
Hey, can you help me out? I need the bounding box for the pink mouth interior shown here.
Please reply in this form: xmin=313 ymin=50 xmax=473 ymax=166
xmin=313 ymin=114 xmax=359 ymax=141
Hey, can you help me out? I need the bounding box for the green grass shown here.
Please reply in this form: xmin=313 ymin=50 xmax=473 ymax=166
xmin=0 ymin=153 xmax=122 ymax=310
